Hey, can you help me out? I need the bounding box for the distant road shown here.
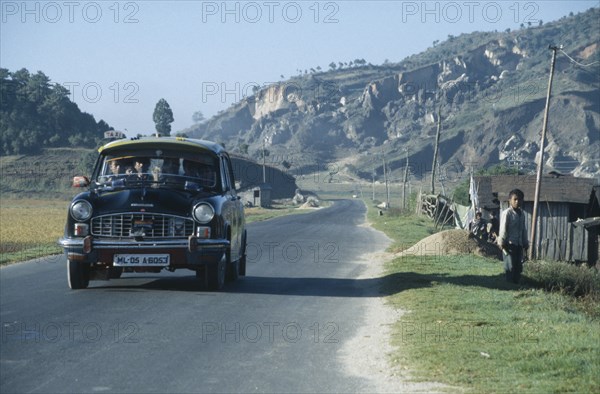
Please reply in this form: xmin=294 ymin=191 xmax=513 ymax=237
xmin=1 ymin=199 xmax=390 ymax=393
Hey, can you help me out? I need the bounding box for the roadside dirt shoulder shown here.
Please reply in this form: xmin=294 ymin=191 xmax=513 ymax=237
xmin=339 ymin=230 xmax=454 ymax=392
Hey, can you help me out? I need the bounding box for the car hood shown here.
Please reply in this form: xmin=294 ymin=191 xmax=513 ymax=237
xmin=91 ymin=187 xmax=203 ymax=217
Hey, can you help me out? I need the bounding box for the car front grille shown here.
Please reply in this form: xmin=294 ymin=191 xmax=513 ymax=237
xmin=91 ymin=213 xmax=194 ymax=238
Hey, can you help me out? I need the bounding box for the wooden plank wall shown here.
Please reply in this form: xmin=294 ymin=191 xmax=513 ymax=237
xmin=499 ymin=201 xmax=587 ymax=261
xmin=568 ymin=225 xmax=588 ymax=262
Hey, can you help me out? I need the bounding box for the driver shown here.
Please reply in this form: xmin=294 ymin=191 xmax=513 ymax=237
xmin=109 ymin=159 xmax=123 ymax=177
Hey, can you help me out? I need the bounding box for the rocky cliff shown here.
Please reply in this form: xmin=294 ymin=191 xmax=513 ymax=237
xmin=185 ymin=8 xmax=600 ymax=183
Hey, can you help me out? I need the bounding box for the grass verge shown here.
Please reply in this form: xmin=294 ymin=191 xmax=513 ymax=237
xmin=367 ymin=202 xmax=600 ymax=393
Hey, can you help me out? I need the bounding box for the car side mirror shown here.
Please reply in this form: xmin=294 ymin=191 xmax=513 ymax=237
xmin=72 ymin=176 xmax=90 ymax=188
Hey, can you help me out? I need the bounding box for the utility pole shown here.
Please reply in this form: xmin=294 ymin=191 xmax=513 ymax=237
xmin=530 ymin=45 xmax=560 ymax=261
xmin=372 ymin=169 xmax=375 ymax=201
xmin=431 ymin=105 xmax=442 ymax=194
xmin=382 ymin=146 xmax=390 ymax=208
xmin=437 ymin=160 xmax=446 ymax=196
xmin=403 ymin=147 xmax=410 ymax=210
xmin=262 ymin=138 xmax=266 ymax=183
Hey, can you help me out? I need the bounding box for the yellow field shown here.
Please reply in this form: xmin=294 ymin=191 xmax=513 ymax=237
xmin=0 ymin=198 xmax=67 ymax=264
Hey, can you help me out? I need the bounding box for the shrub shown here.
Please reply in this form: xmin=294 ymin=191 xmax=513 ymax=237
xmin=524 ymin=260 xmax=600 ymax=317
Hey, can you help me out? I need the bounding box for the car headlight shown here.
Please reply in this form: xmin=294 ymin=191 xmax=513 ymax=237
xmin=70 ymin=200 xmax=93 ymax=221
xmin=193 ymin=203 xmax=214 ymax=224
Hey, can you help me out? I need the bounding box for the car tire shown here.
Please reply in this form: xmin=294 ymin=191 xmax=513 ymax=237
xmin=225 ymin=243 xmax=241 ymax=282
xmin=67 ymin=260 xmax=90 ymax=289
xmin=206 ymin=255 xmax=226 ymax=291
xmin=238 ymin=253 xmax=246 ymax=276
xmin=226 ymin=255 xmax=239 ymax=282
xmin=238 ymin=231 xmax=247 ymax=277
xmin=109 ymin=267 xmax=123 ymax=279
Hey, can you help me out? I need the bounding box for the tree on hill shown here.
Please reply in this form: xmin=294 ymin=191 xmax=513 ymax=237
xmin=192 ymin=110 xmax=205 ymax=124
xmin=0 ymin=68 xmax=110 ymax=155
xmin=153 ymin=98 xmax=174 ymax=136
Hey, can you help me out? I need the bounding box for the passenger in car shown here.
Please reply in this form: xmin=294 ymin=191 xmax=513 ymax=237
xmin=162 ymin=157 xmax=180 ymax=175
xmin=199 ymin=165 xmax=216 ymax=187
xmin=184 ymin=159 xmax=216 ymax=187
xmin=183 ymin=159 xmax=201 ymax=178
xmin=154 ymin=157 xmax=182 ymax=184
xmin=132 ymin=158 xmax=150 ymax=180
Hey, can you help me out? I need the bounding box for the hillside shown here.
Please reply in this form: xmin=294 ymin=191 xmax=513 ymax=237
xmin=0 ymin=148 xmax=96 ymax=198
xmin=185 ymin=8 xmax=600 ymax=183
xmin=0 ymin=69 xmax=112 ymax=155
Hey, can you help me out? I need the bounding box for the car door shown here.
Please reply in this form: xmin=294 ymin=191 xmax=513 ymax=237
xmin=220 ymin=154 xmax=241 ymax=261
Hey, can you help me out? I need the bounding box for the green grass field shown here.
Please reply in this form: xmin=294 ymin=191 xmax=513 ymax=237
xmin=367 ymin=201 xmax=600 ymax=393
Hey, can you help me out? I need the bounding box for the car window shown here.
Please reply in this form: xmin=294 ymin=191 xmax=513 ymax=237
xmin=220 ymin=156 xmax=231 ymax=191
xmin=95 ymin=151 xmax=219 ymax=190
xmin=182 ymin=159 xmax=217 ymax=188
xmin=224 ymin=156 xmax=236 ymax=191
xmin=98 ymin=156 xmax=146 ymax=182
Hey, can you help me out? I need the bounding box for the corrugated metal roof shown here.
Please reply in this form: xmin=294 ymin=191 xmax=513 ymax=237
xmin=475 ymin=175 xmax=597 ymax=206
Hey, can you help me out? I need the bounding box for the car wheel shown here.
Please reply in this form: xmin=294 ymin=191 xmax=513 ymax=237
xmin=238 ymin=253 xmax=246 ymax=277
xmin=238 ymin=232 xmax=247 ymax=277
xmin=109 ymin=267 xmax=123 ymax=279
xmin=206 ymin=255 xmax=226 ymax=291
xmin=225 ymin=245 xmax=240 ymax=282
xmin=67 ymin=260 xmax=90 ymax=289
xmin=226 ymin=255 xmax=239 ymax=282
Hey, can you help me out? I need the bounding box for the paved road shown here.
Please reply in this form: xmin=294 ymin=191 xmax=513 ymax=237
xmin=1 ymin=199 xmax=390 ymax=393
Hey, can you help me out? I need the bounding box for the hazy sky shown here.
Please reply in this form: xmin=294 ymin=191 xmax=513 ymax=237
xmin=1 ymin=0 xmax=598 ymax=136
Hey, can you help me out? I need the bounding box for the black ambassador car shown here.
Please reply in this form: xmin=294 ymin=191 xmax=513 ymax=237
xmin=59 ymin=137 xmax=246 ymax=290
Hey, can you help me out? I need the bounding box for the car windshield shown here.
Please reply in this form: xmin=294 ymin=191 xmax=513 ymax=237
xmin=95 ymin=151 xmax=219 ymax=191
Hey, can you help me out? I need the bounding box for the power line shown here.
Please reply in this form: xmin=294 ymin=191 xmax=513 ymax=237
xmin=559 ymin=49 xmax=600 ymax=67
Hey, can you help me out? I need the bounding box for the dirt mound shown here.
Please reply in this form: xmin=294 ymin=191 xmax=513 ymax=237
xmin=397 ymin=229 xmax=501 ymax=259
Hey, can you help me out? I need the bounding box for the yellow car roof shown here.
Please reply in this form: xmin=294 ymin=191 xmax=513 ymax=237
xmin=98 ymin=137 xmax=225 ymax=155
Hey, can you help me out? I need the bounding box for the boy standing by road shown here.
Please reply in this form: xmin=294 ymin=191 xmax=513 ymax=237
xmin=497 ymin=189 xmax=529 ymax=284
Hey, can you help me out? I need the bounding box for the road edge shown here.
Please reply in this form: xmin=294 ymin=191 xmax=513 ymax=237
xmin=338 ymin=201 xmax=453 ymax=393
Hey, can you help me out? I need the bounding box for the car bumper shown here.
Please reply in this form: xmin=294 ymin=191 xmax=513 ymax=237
xmin=58 ymin=236 xmax=229 ymax=267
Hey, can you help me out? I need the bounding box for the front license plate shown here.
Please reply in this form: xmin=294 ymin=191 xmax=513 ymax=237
xmin=113 ymin=254 xmax=170 ymax=267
